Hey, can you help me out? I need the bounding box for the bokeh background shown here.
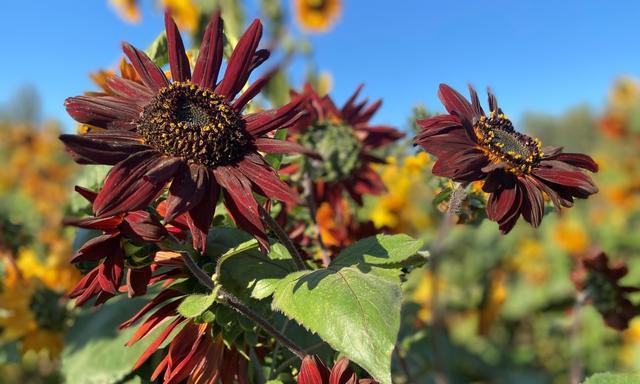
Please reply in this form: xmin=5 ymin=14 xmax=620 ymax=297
xmin=2 ymin=1 xmax=640 ymax=383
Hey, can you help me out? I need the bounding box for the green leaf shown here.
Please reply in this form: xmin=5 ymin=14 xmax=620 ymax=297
xmin=208 ymin=228 xmax=297 ymax=300
xmin=267 ymin=235 xmax=425 ymax=383
xmin=145 ymin=31 xmax=168 ymax=68
xmin=250 ymin=243 xmax=297 ymax=299
xmin=334 ymin=234 xmax=426 ymax=270
xmin=583 ymin=373 xmax=640 ymax=384
xmin=62 ymin=296 xmax=170 ymax=384
xmin=271 ymin=266 xmax=402 ymax=384
xmin=177 ymin=292 xmax=217 ymax=318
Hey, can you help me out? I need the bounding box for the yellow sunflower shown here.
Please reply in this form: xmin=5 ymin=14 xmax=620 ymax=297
xmin=294 ymin=0 xmax=341 ymax=32
xmin=109 ymin=0 xmax=141 ymax=23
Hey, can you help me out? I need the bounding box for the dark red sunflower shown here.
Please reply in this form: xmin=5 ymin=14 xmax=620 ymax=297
xmin=414 ymin=84 xmax=599 ymax=233
xmin=60 ymin=12 xmax=311 ymax=252
xmin=120 ymin=290 xmax=248 ymax=384
xmin=65 ymin=187 xmax=184 ymax=306
xmin=286 ymin=83 xmax=404 ymax=212
xmin=297 ymin=355 xmax=377 ymax=384
xmin=572 ymin=250 xmax=639 ymax=330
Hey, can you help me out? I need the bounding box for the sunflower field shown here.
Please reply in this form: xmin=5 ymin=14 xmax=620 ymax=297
xmin=2 ymin=1 xmax=640 ymax=384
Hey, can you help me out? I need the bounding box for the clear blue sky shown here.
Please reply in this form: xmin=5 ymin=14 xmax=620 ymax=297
xmin=2 ymin=1 xmax=640 ymax=132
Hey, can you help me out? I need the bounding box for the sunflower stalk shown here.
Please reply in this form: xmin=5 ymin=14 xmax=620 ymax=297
xmin=303 ymin=172 xmax=331 ymax=267
xmin=427 ymin=182 xmax=468 ymax=384
xmin=570 ymin=291 xmax=588 ymax=384
xmin=257 ymin=204 xmax=308 ymax=270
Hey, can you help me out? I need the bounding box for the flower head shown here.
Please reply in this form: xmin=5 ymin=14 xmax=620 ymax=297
xmin=288 ymin=84 xmax=403 ymax=211
xmin=294 ymin=0 xmax=341 ymax=33
xmin=61 ymin=12 xmax=309 ymax=251
xmin=120 ymin=289 xmax=248 ymax=384
xmin=65 ymin=187 xmax=182 ymax=306
xmin=414 ymin=84 xmax=599 ymax=233
xmin=572 ymin=250 xmax=639 ymax=330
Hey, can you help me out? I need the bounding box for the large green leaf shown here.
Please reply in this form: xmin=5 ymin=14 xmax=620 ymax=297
xmin=583 ymin=373 xmax=640 ymax=384
xmin=269 ymin=234 xmax=425 ymax=384
xmin=62 ymin=296 xmax=167 ymax=384
xmin=272 ymin=267 xmax=401 ymax=384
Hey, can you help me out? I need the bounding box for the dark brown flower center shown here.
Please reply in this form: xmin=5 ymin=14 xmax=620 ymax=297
xmin=474 ymin=111 xmax=543 ymax=174
xmin=136 ymin=82 xmax=249 ymax=167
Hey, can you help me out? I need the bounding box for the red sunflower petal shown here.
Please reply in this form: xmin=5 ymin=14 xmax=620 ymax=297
xmin=237 ymin=153 xmax=298 ymax=205
xmin=60 ymin=131 xmax=147 ymax=165
xmin=132 ymin=317 xmax=185 ymax=371
xmin=438 ymin=84 xmax=476 ymax=123
xmin=93 ymin=151 xmax=167 ymax=217
xmin=214 ymin=166 xmax=268 ymax=250
xmin=298 ymin=356 xmax=330 ymax=384
xmin=192 ymin=10 xmax=224 ymax=89
xmin=64 ymin=96 xmax=139 ymax=130
xmin=165 ymin=12 xmax=191 ymax=82
xmin=245 ymin=98 xmax=305 ymax=137
xmin=121 ymin=210 xmax=168 ymax=242
xmin=71 ymin=234 xmax=120 ymax=263
xmin=329 ymin=358 xmax=356 ymax=384
xmin=550 ymin=153 xmax=599 ymax=173
xmin=520 ymin=176 xmax=545 ymax=227
xmin=232 ymin=67 xmax=276 ymax=111
xmin=216 ymin=19 xmax=263 ymax=100
xmin=487 ymin=186 xmax=517 ymax=222
xmin=126 ymin=266 xmax=152 ymax=297
xmin=97 ymin=248 xmax=125 ymax=294
xmin=105 ymin=76 xmax=154 ymax=104
xmin=468 ymin=85 xmax=485 ymax=117
xmin=254 ymin=137 xmax=320 ymax=159
xmin=122 ymin=42 xmax=170 ymax=91
xmin=185 ymin=167 xmax=220 ymax=252
xmin=353 ymin=99 xmax=382 ymax=125
xmin=120 ymin=289 xmax=184 ymax=330
xmin=164 ymin=163 xmax=207 ymax=223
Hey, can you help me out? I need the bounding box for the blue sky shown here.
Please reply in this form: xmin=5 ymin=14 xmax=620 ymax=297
xmin=2 ymin=1 xmax=640 ymax=132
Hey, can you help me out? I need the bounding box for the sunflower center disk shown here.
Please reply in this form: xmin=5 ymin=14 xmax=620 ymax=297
xmin=474 ymin=112 xmax=543 ymax=174
xmin=300 ymin=122 xmax=362 ymax=182
xmin=136 ymin=82 xmax=249 ymax=167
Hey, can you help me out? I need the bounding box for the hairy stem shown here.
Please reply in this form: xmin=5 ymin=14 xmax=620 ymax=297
xmin=257 ymin=204 xmax=307 ymax=271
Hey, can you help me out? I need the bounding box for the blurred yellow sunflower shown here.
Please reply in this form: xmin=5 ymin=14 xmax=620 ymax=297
xmin=109 ymin=0 xmax=141 ymax=23
xmin=413 ymin=271 xmax=446 ymax=324
xmin=0 ymin=248 xmax=76 ymax=358
xmin=477 ymin=269 xmax=507 ymax=335
xmin=294 ymin=0 xmax=341 ymax=32
xmin=109 ymin=0 xmax=199 ymax=32
xmin=552 ymin=218 xmax=589 ymax=255
xmin=371 ymin=153 xmax=431 ymax=234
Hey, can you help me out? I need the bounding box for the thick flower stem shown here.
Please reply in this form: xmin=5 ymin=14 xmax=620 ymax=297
xmin=165 ymin=236 xmax=307 ymax=360
xmin=570 ymin=292 xmax=587 ymax=384
xmin=303 ymin=173 xmax=331 ymax=267
xmin=217 ymin=287 xmax=307 ymax=360
xmin=257 ymin=204 xmax=308 ymax=271
xmin=428 ymin=182 xmax=468 ymax=384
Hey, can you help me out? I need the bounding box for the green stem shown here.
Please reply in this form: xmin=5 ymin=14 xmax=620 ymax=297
xmin=257 ymin=204 xmax=307 ymax=271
